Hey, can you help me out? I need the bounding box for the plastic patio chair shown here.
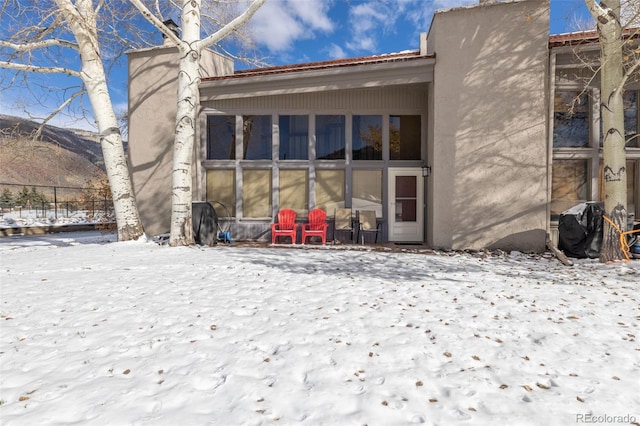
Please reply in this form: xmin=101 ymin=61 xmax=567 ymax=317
xmin=271 ymin=208 xmax=298 ymax=244
xmin=333 ymin=208 xmax=354 ymax=243
xmin=356 ymin=210 xmax=382 ymax=244
xmin=301 ymin=208 xmax=328 ymax=244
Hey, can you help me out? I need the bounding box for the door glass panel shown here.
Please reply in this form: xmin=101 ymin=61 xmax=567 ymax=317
xmin=396 ymin=199 xmax=417 ymax=222
xmin=396 ymin=176 xmax=416 ymax=198
xmin=395 ymin=175 xmax=417 ymax=222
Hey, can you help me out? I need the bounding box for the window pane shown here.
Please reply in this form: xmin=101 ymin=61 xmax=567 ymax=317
xmin=243 ymin=115 xmax=272 ymax=160
xmin=316 ymin=115 xmax=345 ymax=160
xmin=207 ymin=115 xmax=235 ymax=159
xmin=600 ymin=91 xmax=637 ymax=147
xmin=279 ymin=115 xmax=308 ymax=160
xmin=280 ymin=169 xmax=308 ymax=216
xmin=206 ymin=169 xmax=235 ymax=217
xmin=553 ymin=91 xmax=589 ymax=148
xmin=630 ymin=161 xmax=639 ymax=219
xmin=625 ymin=90 xmax=637 ymax=148
xmin=551 ymin=160 xmax=588 ymax=216
xmin=243 ymin=169 xmax=272 ymax=218
xmin=316 ymin=169 xmax=345 ymax=214
xmin=353 ymin=115 xmax=382 ymax=160
xmin=389 ymin=115 xmax=421 ymax=160
xmin=352 ymin=170 xmax=382 ymax=217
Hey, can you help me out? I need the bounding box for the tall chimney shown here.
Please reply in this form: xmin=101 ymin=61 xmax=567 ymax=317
xmin=162 ymin=19 xmax=180 ymax=45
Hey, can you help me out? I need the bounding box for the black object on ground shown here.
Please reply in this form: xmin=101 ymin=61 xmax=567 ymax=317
xmin=558 ymin=202 xmax=604 ymax=259
xmin=192 ymin=201 xmax=218 ymax=246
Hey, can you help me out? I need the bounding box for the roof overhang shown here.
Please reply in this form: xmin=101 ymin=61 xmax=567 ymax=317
xmin=549 ymin=27 xmax=640 ymax=50
xmin=199 ymin=55 xmax=435 ymax=100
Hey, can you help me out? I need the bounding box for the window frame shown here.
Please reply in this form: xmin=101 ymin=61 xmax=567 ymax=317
xmin=551 ymin=87 xmax=640 ymax=220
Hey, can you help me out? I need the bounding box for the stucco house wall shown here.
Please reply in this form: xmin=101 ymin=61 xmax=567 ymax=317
xmin=428 ymin=0 xmax=550 ymax=251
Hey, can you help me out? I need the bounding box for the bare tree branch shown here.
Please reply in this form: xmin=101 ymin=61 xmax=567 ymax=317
xmin=198 ymin=0 xmax=265 ymax=50
xmin=619 ymin=54 xmax=640 ymax=88
xmin=0 ymin=38 xmax=78 ymax=51
xmin=0 ymin=60 xmax=81 ymax=77
xmin=34 ymin=88 xmax=87 ymax=139
xmin=128 ymin=0 xmax=182 ymax=46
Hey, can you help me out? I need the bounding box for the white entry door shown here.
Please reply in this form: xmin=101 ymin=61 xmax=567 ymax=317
xmin=388 ymin=168 xmax=424 ymax=242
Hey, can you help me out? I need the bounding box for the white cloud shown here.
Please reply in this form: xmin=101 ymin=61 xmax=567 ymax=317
xmin=250 ymin=0 xmax=335 ymax=53
xmin=345 ymin=36 xmax=377 ymax=53
xmin=344 ymin=2 xmax=387 ymax=53
xmin=287 ymin=0 xmax=334 ymax=32
xmin=325 ymin=43 xmax=347 ymax=59
xmin=433 ymin=0 xmax=477 ymax=9
xmin=344 ymin=0 xmax=437 ymax=54
xmin=342 ymin=0 xmax=478 ymax=55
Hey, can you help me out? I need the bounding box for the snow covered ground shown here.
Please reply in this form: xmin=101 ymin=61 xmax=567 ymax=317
xmin=1 ymin=232 xmax=639 ymax=426
xmin=0 ymin=209 xmax=107 ymax=228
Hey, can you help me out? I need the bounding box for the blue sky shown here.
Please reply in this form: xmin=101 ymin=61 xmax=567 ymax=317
xmin=0 ymin=0 xmax=593 ymax=130
xmin=248 ymin=0 xmax=592 ymax=66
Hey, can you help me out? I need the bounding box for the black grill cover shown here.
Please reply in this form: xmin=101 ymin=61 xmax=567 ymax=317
xmin=558 ymin=202 xmax=604 ymax=258
xmin=192 ymin=201 xmax=218 ymax=246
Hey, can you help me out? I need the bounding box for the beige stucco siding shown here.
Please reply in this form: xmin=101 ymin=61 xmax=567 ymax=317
xmin=429 ymin=0 xmax=550 ymax=251
xmin=201 ymin=85 xmax=428 ymax=112
xmin=128 ymin=47 xmax=179 ymax=236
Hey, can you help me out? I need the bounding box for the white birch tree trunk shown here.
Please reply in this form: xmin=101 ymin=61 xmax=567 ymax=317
xmin=55 ymin=0 xmax=145 ymax=241
xmin=128 ymin=0 xmax=265 ymax=246
xmin=169 ymin=0 xmax=202 ymax=246
xmin=586 ymin=0 xmax=628 ymax=262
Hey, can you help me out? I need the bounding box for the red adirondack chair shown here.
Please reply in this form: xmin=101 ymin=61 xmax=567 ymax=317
xmin=301 ymin=208 xmax=328 ymax=245
xmin=271 ymin=208 xmax=298 ymax=244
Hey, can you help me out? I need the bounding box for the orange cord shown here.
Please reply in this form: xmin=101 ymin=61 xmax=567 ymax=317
xmin=602 ymin=214 xmax=640 ymax=262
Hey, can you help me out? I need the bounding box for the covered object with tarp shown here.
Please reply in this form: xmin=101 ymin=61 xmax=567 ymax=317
xmin=558 ymin=202 xmax=604 ymax=258
xmin=192 ymin=201 xmax=218 ymax=246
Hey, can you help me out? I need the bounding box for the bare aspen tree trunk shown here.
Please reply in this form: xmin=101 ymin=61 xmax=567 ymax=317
xmin=56 ymin=0 xmax=144 ymax=241
xmin=587 ymin=0 xmax=628 ymax=262
xmin=169 ymin=0 xmax=201 ymax=246
xmin=130 ymin=0 xmax=264 ymax=246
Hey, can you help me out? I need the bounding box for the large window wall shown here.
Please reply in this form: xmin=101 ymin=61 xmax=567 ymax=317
xmin=551 ymin=89 xmax=640 ymax=221
xmin=204 ymin=113 xmax=423 ymax=221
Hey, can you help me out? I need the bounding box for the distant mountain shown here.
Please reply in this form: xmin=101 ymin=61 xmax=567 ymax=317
xmin=0 ymin=114 xmax=105 ymax=167
xmin=0 ymin=115 xmax=110 ymax=191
